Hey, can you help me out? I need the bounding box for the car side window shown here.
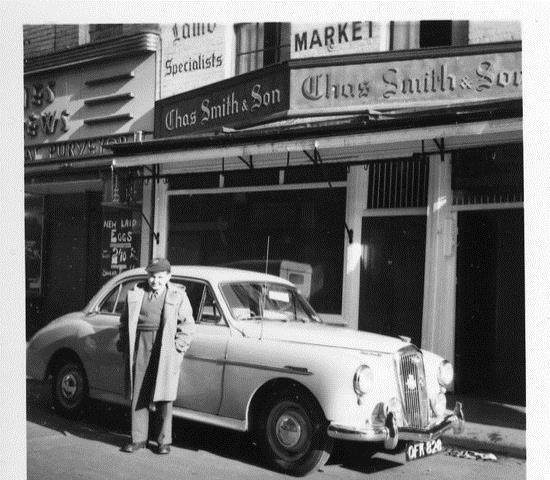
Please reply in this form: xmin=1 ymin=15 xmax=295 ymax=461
xmin=201 ymin=287 xmax=225 ymax=325
xmin=114 ymin=280 xmax=141 ymax=314
xmin=99 ymin=286 xmax=120 ymax=314
xmin=98 ymin=279 xmax=141 ymax=315
xmin=172 ymin=278 xmax=225 ymax=326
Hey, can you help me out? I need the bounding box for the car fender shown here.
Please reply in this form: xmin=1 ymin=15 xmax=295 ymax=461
xmin=220 ymin=338 xmax=394 ymax=428
xmin=27 ymin=313 xmax=96 ymax=380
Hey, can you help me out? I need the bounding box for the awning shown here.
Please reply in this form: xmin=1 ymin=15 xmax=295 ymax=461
xmin=108 ymin=100 xmax=522 ymax=170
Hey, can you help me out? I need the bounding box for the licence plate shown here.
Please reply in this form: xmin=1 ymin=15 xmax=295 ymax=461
xmin=405 ymin=438 xmax=443 ymax=461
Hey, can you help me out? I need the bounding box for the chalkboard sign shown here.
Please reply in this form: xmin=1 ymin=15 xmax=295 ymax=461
xmin=101 ymin=207 xmax=142 ymax=280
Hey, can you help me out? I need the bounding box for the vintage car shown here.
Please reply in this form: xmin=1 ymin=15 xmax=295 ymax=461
xmin=27 ymin=266 xmax=464 ymax=475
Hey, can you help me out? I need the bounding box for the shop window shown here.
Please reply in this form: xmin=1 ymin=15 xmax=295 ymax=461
xmin=366 ymin=157 xmax=429 ymax=209
xmin=167 ymin=188 xmax=345 ymax=314
xmin=235 ymin=23 xmax=290 ymax=74
xmin=452 ymin=144 xmax=524 ymax=206
xmin=168 ymin=165 xmax=347 ymax=190
xmin=25 ymin=193 xmax=44 ymax=296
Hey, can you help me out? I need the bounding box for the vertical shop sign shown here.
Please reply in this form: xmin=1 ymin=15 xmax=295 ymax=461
xmin=25 ymin=194 xmax=44 ymax=296
xmin=101 ymin=207 xmax=141 ymax=280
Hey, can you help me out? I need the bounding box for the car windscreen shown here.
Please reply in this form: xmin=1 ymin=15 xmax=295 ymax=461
xmin=220 ymin=282 xmax=321 ymax=323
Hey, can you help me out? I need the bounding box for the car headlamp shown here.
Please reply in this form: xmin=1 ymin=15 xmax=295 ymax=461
xmin=437 ymin=360 xmax=454 ymax=388
xmin=353 ymin=365 xmax=374 ymax=396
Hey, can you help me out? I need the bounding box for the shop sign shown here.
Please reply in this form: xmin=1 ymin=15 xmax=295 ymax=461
xmin=291 ymin=22 xmax=382 ymax=59
xmin=24 ymin=133 xmax=135 ymax=164
xmin=160 ymin=23 xmax=229 ymax=98
xmin=24 ymin=81 xmax=70 ymax=138
xmin=24 ymin=54 xmax=155 ymax=145
xmin=290 ymin=50 xmax=522 ymax=112
xmin=101 ymin=207 xmax=141 ymax=280
xmin=155 ymin=65 xmax=289 ymax=137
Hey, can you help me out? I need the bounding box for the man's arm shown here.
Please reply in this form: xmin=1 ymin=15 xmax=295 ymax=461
xmin=174 ymin=291 xmax=196 ymax=353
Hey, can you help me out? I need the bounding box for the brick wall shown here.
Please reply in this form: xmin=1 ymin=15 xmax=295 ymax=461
xmin=89 ymin=24 xmax=159 ymax=43
xmin=24 ymin=25 xmax=56 ymax=59
xmin=24 ymin=25 xmax=83 ymax=59
xmin=24 ymin=24 xmax=160 ymax=60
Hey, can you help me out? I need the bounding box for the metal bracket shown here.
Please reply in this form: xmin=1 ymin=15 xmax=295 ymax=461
xmin=121 ymin=165 xmax=161 ymax=245
xmin=237 ymin=155 xmax=254 ymax=169
xmin=303 ymin=145 xmax=353 ymax=244
xmin=140 ymin=210 xmax=160 ymax=245
xmin=433 ymin=138 xmax=445 ymax=162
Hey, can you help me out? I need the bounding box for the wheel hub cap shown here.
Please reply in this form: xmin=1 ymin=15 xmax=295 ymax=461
xmin=61 ymin=373 xmax=77 ymax=400
xmin=275 ymin=414 xmax=302 ymax=449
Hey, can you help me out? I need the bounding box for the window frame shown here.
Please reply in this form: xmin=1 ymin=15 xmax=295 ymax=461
xmin=234 ymin=22 xmax=289 ymax=75
xmin=96 ymin=277 xmax=143 ymax=315
xmin=171 ymin=276 xmax=227 ymax=327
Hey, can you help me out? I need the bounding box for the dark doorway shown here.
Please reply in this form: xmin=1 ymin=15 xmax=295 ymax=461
xmin=455 ymin=209 xmax=525 ymax=405
xmin=40 ymin=192 xmax=102 ymax=330
xmin=359 ymin=216 xmax=427 ymax=347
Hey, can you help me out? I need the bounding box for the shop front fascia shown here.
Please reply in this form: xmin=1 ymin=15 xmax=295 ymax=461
xmin=109 ymin=41 xmax=522 ymax=362
xmin=24 ymin=32 xmax=160 ymax=335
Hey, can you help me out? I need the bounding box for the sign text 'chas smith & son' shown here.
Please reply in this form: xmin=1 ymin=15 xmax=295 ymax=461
xmin=292 ymin=50 xmax=522 ymax=110
xmin=156 ymin=67 xmax=289 ymax=136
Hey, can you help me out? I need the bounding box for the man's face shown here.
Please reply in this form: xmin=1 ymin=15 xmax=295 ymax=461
xmin=148 ymin=271 xmax=171 ymax=292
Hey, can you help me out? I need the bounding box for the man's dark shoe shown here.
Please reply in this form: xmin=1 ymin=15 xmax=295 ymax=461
xmin=157 ymin=444 xmax=171 ymax=455
xmin=121 ymin=441 xmax=147 ymax=453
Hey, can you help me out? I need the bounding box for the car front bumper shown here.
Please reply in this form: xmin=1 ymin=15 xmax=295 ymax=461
xmin=327 ymin=401 xmax=465 ymax=450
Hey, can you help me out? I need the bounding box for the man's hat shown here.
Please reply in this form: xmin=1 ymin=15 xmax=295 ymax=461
xmin=145 ymin=257 xmax=171 ymax=274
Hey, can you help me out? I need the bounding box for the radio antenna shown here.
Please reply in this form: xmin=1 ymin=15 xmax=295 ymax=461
xmin=265 ymin=235 xmax=270 ymax=274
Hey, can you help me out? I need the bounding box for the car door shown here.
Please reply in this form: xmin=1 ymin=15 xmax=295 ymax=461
xmin=88 ymin=277 xmax=142 ymax=396
xmin=172 ymin=278 xmax=229 ymax=415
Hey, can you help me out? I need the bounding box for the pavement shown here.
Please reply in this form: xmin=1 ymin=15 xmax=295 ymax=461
xmin=25 ymin=376 xmax=526 ymax=461
xmin=441 ymin=393 xmax=526 ymax=459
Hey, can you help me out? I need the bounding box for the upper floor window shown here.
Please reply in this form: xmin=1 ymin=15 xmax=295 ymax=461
xmin=419 ymin=21 xmax=453 ymax=47
xmin=390 ymin=20 xmax=468 ymax=50
xmin=235 ymin=23 xmax=290 ymax=75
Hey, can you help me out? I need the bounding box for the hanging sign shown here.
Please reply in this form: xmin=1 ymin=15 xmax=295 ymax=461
xmin=101 ymin=207 xmax=142 ymax=280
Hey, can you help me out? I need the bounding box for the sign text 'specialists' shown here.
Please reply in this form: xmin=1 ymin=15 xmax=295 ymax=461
xmin=155 ymin=65 xmax=290 ymax=137
xmin=160 ymin=23 xmax=230 ymax=98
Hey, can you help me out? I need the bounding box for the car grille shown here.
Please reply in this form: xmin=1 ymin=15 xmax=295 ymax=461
xmin=397 ymin=347 xmax=430 ymax=428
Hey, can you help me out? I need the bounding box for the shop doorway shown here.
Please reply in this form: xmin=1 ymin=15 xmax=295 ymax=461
xmin=40 ymin=192 xmax=102 ymax=329
xmin=358 ymin=216 xmax=426 ymax=347
xmin=455 ymin=209 xmax=525 ymax=405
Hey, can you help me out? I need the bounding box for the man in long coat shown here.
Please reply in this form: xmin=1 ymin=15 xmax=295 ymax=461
xmin=117 ymin=258 xmax=195 ymax=454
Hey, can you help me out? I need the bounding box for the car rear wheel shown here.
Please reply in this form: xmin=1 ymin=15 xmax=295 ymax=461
xmin=52 ymin=360 xmax=88 ymax=418
xmin=257 ymin=389 xmax=333 ymax=476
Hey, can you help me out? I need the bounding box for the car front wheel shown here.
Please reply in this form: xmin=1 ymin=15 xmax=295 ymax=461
xmin=52 ymin=360 xmax=88 ymax=418
xmin=257 ymin=390 xmax=333 ymax=476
